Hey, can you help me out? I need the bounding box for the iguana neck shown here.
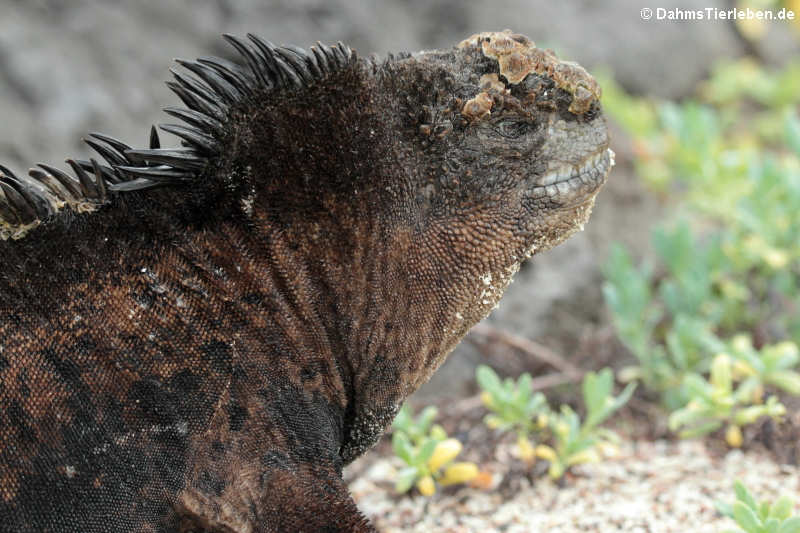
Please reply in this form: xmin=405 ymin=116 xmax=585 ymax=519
xmin=165 ymin=185 xmax=500 ymax=461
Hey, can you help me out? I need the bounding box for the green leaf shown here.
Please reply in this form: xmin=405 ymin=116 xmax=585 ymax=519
xmin=394 ymin=466 xmax=419 ymax=493
xmin=734 ymin=481 xmax=759 ymax=511
xmin=716 ymin=500 xmax=734 ymax=518
xmin=503 ymin=377 xmax=515 ymax=398
xmin=778 ymin=517 xmax=800 ymax=533
xmin=734 ymin=405 xmax=769 ymax=426
xmin=611 ymin=382 xmax=637 ymax=414
xmin=668 ymin=407 xmax=703 ymax=432
xmin=684 ymin=373 xmax=713 ymax=401
xmin=517 ymin=373 xmax=533 ymax=405
xmin=476 ymin=365 xmax=502 ymax=395
xmin=784 ymin=112 xmax=800 ymax=156
xmin=760 ymin=501 xmax=772 ymax=521
xmin=678 ymin=420 xmax=723 ymax=438
xmin=429 ymin=424 xmax=447 ymax=441
xmin=768 ymin=496 xmax=793 ymax=521
xmin=766 ymin=372 xmax=800 ymax=395
xmin=392 ymin=432 xmax=414 ymax=465
xmin=666 ymin=326 xmax=690 ymax=370
xmin=764 ymin=396 xmax=787 ymax=418
xmin=732 ymin=501 xmax=763 ymax=533
xmin=417 ymin=406 xmax=438 ymax=436
xmin=761 ymin=342 xmax=799 ymax=371
xmin=584 ymin=368 xmax=613 ymax=410
xmin=393 ymin=405 xmax=411 ymax=432
xmin=416 ymin=438 xmax=438 ymax=467
xmin=524 ymin=392 xmax=547 ymax=419
xmin=733 ymin=378 xmax=762 ymax=405
xmin=764 ymin=518 xmax=779 ymax=533
xmin=711 ymin=353 xmax=733 ymax=394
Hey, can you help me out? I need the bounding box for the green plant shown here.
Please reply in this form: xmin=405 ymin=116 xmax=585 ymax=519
xmin=603 ymin=228 xmax=732 ymax=409
xmin=391 ymin=405 xmax=478 ymax=496
xmin=668 ymin=353 xmax=786 ymax=444
xmin=534 ymin=369 xmax=636 ymax=479
xmin=701 ymin=58 xmax=800 ymax=111
xmin=602 ymin=244 xmax=663 ymax=389
xmin=728 ymin=336 xmax=800 ymax=395
xmin=601 ymin=61 xmax=800 ymax=444
xmin=477 ymin=366 xmax=635 ymax=479
xmin=476 ymin=365 xmax=549 ymax=461
xmin=717 ymin=480 xmax=800 ymax=533
xmin=665 ymin=335 xmax=799 ymax=445
xmin=392 ymin=404 xmax=444 ymax=445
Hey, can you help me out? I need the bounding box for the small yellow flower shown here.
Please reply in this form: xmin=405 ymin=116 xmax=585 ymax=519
xmin=736 ymin=15 xmax=767 ymax=41
xmin=480 ymin=391 xmax=494 ymax=408
xmin=763 ymin=248 xmax=790 ymax=269
xmin=617 ymin=366 xmax=642 ymax=383
xmin=555 ymin=421 xmax=570 ymax=438
xmin=485 ymin=415 xmax=502 ymax=430
xmin=535 ymin=444 xmax=558 ymax=463
xmin=548 ymin=461 xmax=565 ymax=480
xmin=711 ymin=353 xmax=732 ymax=393
xmin=516 ymin=436 xmax=535 ymax=463
xmin=427 ymin=439 xmax=462 ymax=472
xmin=726 ymin=424 xmax=743 ymax=448
xmin=735 ymin=406 xmax=764 ymax=426
xmin=416 ymin=475 xmax=436 ymax=496
xmin=439 ymin=462 xmax=479 ymax=486
xmin=719 ymin=280 xmax=749 ymax=301
xmin=788 ymin=0 xmax=800 ymax=29
xmin=774 ymin=341 xmax=799 ymax=358
xmin=732 ymin=359 xmax=757 ymax=380
xmin=770 ymin=401 xmax=787 ymax=418
xmin=536 ymin=413 xmax=549 ymax=429
xmin=731 ymin=335 xmax=752 ymax=354
xmin=430 ymin=424 xmax=447 ymax=441
xmin=752 ymin=384 xmax=764 ymax=405
xmin=596 ymin=441 xmax=620 ymax=458
xmin=742 ymin=235 xmax=766 ymax=256
xmin=566 ymin=448 xmax=600 ymax=466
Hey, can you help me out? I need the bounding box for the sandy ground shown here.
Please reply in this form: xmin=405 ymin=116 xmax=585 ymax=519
xmin=348 ymin=439 xmax=799 ymax=532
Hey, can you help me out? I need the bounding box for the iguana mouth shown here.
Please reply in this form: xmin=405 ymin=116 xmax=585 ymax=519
xmin=530 ymin=148 xmax=614 ymax=202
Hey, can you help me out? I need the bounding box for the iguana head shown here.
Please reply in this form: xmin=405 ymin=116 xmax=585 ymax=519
xmin=374 ymin=30 xmax=612 ymax=352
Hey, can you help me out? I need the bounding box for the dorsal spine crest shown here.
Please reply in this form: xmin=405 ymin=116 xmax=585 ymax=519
xmin=0 ymin=35 xmax=356 ymax=240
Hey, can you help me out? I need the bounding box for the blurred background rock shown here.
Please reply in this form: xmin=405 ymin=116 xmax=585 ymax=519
xmin=1 ymin=0 xmax=797 ymax=402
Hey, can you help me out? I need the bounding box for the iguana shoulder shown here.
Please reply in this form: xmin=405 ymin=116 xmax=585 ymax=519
xmin=0 ymin=30 xmax=611 ymax=532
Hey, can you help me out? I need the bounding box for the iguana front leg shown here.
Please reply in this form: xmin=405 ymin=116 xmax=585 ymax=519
xmin=177 ymin=461 xmax=375 ymax=533
xmin=173 ymin=380 xmax=375 ymax=533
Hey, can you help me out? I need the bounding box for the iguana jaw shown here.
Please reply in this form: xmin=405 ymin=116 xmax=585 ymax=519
xmin=530 ymin=147 xmax=614 ymax=206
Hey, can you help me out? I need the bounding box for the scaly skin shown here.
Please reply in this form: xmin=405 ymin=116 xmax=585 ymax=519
xmin=0 ymin=30 xmax=611 ymax=532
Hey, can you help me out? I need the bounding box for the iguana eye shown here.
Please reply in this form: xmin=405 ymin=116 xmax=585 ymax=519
xmin=497 ymin=119 xmax=531 ymax=138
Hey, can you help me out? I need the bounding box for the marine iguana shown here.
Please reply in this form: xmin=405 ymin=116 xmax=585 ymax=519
xmin=0 ymin=30 xmax=612 ymax=532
